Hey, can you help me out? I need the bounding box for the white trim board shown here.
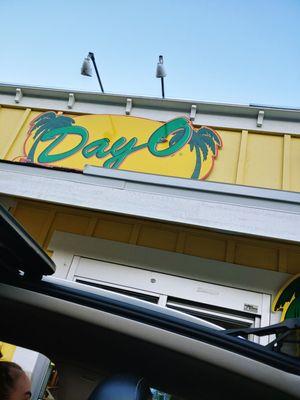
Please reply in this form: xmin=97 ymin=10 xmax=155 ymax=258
xmin=1 ymin=162 xmax=299 ymax=242
xmin=2 ymin=83 xmax=300 ymax=134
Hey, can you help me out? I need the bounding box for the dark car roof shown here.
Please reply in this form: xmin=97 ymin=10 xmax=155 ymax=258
xmin=0 ymin=204 xmax=55 ymax=277
xmin=0 ymin=277 xmax=299 ymax=400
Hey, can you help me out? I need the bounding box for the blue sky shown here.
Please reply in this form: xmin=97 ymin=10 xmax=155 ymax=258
xmin=1 ymin=0 xmax=300 ymax=106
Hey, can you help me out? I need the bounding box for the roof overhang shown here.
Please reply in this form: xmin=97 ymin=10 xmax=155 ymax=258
xmin=0 ymin=161 xmax=299 ymax=243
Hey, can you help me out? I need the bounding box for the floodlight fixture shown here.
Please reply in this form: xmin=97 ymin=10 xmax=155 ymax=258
xmin=81 ymin=52 xmax=104 ymax=93
xmin=156 ymin=55 xmax=166 ymax=98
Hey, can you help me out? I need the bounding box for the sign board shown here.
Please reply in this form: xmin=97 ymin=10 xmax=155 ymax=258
xmin=273 ymin=274 xmax=300 ymax=320
xmin=15 ymin=112 xmax=223 ymax=180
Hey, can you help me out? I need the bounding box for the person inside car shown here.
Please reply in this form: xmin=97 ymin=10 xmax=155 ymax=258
xmin=0 ymin=361 xmax=31 ymax=400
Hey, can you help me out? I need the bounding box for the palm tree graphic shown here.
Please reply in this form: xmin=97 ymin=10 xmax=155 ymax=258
xmin=27 ymin=112 xmax=75 ymax=162
xmin=169 ymin=125 xmax=222 ymax=179
xmin=273 ymin=274 xmax=300 ymax=320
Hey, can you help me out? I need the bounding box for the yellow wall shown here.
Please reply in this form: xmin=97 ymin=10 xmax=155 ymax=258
xmin=0 ymin=105 xmax=300 ymax=191
xmin=10 ymin=199 xmax=300 ymax=275
xmin=0 ymin=342 xmax=16 ymax=361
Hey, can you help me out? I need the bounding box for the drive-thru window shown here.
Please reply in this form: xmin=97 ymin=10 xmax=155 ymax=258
xmin=69 ymin=256 xmax=270 ymax=337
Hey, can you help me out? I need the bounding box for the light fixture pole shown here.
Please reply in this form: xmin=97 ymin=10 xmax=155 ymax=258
xmin=161 ymin=75 xmax=165 ymax=99
xmin=81 ymin=52 xmax=105 ymax=93
xmin=156 ymin=55 xmax=167 ymax=99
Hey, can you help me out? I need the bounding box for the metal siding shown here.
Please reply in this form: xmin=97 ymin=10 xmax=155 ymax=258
xmin=206 ymin=129 xmax=241 ymax=184
xmin=137 ymin=226 xmax=178 ymax=252
xmin=287 ymin=250 xmax=300 ymax=274
xmin=291 ymin=137 xmax=300 ymax=192
xmin=11 ymin=200 xmax=300 ymax=275
xmin=5 ymin=110 xmax=39 ymax=161
xmin=43 ymin=212 xmax=96 ymax=250
xmin=244 ymin=133 xmax=283 ymax=189
xmin=234 ymin=243 xmax=279 ymax=271
xmin=0 ymin=105 xmax=298 ymax=192
xmin=93 ymin=218 xmax=134 ymax=243
xmin=0 ymin=107 xmax=27 ymax=159
xmin=183 ymin=234 xmax=227 ymax=261
xmin=13 ymin=203 xmax=53 ymax=246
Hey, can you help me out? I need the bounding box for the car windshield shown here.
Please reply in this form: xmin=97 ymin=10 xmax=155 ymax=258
xmin=42 ymin=276 xmax=300 ymax=365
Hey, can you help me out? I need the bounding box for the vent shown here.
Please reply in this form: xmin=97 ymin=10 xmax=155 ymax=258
xmin=75 ymin=279 xmax=159 ymax=304
xmin=167 ymin=297 xmax=255 ymax=330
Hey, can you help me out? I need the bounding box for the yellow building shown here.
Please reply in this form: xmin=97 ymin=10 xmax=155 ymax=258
xmin=0 ymin=83 xmax=299 ymax=357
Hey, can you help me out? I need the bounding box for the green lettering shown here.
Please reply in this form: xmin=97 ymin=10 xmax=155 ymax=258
xmin=148 ymin=118 xmax=192 ymax=157
xmin=37 ymin=126 xmax=88 ymax=163
xmin=103 ymin=137 xmax=139 ymax=169
xmin=82 ymin=138 xmax=110 ymax=158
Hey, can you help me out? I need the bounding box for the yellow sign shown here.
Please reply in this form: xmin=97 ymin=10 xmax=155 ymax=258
xmin=273 ymin=273 xmax=300 ymax=320
xmin=16 ymin=112 xmax=223 ymax=180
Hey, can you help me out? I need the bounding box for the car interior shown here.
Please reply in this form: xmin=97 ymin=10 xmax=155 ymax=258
xmin=0 ymin=205 xmax=299 ymax=400
xmin=0 ymin=282 xmax=299 ymax=400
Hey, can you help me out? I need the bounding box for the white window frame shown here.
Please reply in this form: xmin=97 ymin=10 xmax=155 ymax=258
xmin=49 ymin=231 xmax=291 ymax=342
xmin=70 ymin=255 xmax=268 ymax=341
